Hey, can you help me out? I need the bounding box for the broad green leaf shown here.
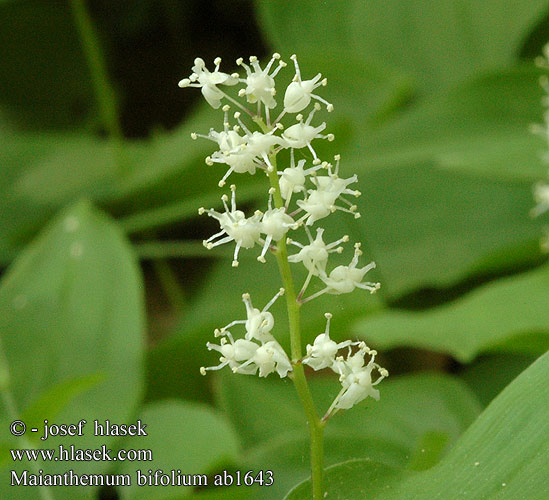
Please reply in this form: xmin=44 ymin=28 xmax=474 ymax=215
xmin=353 ymin=262 xmax=549 ymax=362
xmin=340 ymin=162 xmax=544 ymax=298
xmin=0 ymin=133 xmax=121 ymax=261
xmin=217 ymin=372 xmax=481 ymax=500
xmin=0 ymin=1 xmax=94 ymax=129
xmin=287 ymin=352 xmax=549 ymax=499
xmin=257 ymin=0 xmax=549 ymax=92
xmin=350 ymin=1 xmax=548 ymax=92
xmin=355 ymin=66 xmax=547 ymax=182
xmin=117 ymin=400 xmax=240 ymax=500
xmin=247 ymin=434 xmax=408 ymax=500
xmin=460 ymin=353 xmax=539 ymax=406
xmin=285 ymin=459 xmax=405 ymax=500
xmin=20 ymin=373 xmax=105 ymax=445
xmin=0 ymin=200 xmax=144 ymax=500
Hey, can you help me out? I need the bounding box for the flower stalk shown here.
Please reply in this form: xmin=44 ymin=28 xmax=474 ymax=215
xmin=267 ymin=151 xmax=325 ymax=498
xmin=184 ymin=54 xmax=387 ymax=499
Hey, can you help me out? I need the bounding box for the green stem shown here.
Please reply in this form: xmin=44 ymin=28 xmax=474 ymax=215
xmin=265 ymin=149 xmax=325 ymax=500
xmin=69 ymin=0 xmax=128 ymax=175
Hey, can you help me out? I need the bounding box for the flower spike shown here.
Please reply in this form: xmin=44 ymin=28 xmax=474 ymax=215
xmin=182 ymin=54 xmax=385 ymax=419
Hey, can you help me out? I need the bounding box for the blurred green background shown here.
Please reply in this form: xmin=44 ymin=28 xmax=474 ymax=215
xmin=1 ymin=1 xmax=549 ymax=499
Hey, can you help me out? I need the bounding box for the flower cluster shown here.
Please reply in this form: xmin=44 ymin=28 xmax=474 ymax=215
xmin=182 ymin=53 xmax=386 ymax=413
xmin=532 ymin=45 xmax=549 ymax=252
xmin=188 ymin=55 xmax=379 ymax=299
xmin=302 ymin=313 xmax=388 ymax=417
xmin=201 ymin=289 xmax=292 ymax=378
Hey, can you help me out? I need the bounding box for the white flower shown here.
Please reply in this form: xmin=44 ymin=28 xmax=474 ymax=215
xmin=192 ymin=106 xmax=256 ymax=186
xmin=201 ymin=290 xmax=292 ymax=379
xmin=201 ymin=333 xmax=291 ymax=378
xmin=199 ymin=185 xmax=262 ymax=267
xmin=244 ymin=131 xmax=284 ymax=170
xmin=294 ymin=155 xmax=362 ymax=225
xmin=179 ymin=57 xmax=238 ymax=109
xmin=282 ymin=104 xmax=334 ymax=163
xmin=232 ymin=112 xmax=285 ymax=171
xmin=295 ymin=189 xmax=338 ymax=226
xmin=192 ymin=106 xmax=245 ymax=152
xmin=210 ymin=149 xmax=259 ymax=187
xmin=201 ymin=334 xmax=259 ymax=375
xmin=284 ymin=54 xmax=333 ymax=114
xmin=531 ymin=182 xmax=549 ymax=217
xmin=245 ymin=340 xmax=292 ymax=378
xmin=237 ymin=54 xmax=286 ymax=109
xmin=195 ymin=107 xmax=284 ymax=187
xmin=219 ymin=289 xmax=285 ymax=343
xmin=326 ymin=345 xmax=388 ymax=413
xmin=257 ymin=189 xmax=296 ymax=262
xmin=312 ymin=155 xmax=361 ymax=200
xmin=278 ymin=150 xmax=324 ymax=204
xmin=301 ymin=243 xmax=380 ymax=303
xmin=288 ymin=227 xmax=348 ymax=275
xmin=320 ymin=243 xmax=380 ymax=295
xmin=302 ymin=313 xmax=356 ymax=371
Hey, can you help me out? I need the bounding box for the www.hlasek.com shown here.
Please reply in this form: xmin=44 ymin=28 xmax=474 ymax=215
xmin=9 ymin=419 xmax=274 ymax=489
xmin=11 ymin=443 xmax=153 ymax=463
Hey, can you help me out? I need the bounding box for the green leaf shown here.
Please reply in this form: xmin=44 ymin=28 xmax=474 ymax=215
xmin=117 ymin=400 xmax=240 ymax=500
xmin=0 ymin=132 xmax=119 ymax=262
xmin=356 ymin=66 xmax=547 ymax=181
xmin=352 ymin=162 xmax=544 ymax=298
xmin=286 ymin=352 xmax=549 ymax=499
xmin=0 ymin=200 xmax=145 ymax=499
xmin=20 ymin=373 xmax=105 ymax=445
xmin=217 ymin=372 xmax=481 ymax=500
xmin=285 ymin=459 xmax=406 ymax=500
xmin=460 ymin=353 xmax=539 ymax=406
xmin=353 ymin=262 xmax=549 ymax=362
xmin=257 ymin=0 xmax=549 ymax=92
